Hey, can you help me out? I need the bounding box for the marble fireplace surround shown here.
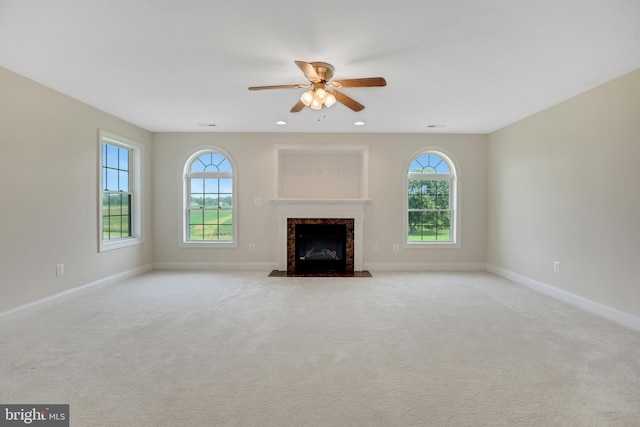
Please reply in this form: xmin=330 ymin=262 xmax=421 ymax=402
xmin=287 ymin=217 xmax=354 ymax=275
xmin=273 ymin=199 xmax=367 ymax=272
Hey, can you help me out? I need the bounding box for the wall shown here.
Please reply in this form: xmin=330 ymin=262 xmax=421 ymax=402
xmin=0 ymin=67 xmax=153 ymax=313
xmin=487 ymin=69 xmax=640 ymax=319
xmin=152 ymin=133 xmax=488 ymax=270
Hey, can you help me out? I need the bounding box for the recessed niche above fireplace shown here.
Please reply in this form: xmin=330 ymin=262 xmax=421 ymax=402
xmin=273 ymin=144 xmax=369 ymax=200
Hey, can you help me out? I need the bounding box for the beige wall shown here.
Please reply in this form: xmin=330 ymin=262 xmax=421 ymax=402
xmin=0 ymin=67 xmax=153 ymax=313
xmin=151 ymin=133 xmax=488 ymax=269
xmin=487 ymin=69 xmax=640 ymax=318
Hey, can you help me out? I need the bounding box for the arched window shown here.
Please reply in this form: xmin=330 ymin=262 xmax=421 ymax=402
xmin=405 ymin=150 xmax=458 ymax=245
xmin=182 ymin=147 xmax=236 ymax=247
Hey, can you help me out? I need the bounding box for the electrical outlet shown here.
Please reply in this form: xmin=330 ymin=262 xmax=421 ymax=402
xmin=56 ymin=264 xmax=64 ymax=276
xmin=393 ymin=244 xmax=400 ymax=252
xmin=553 ymin=261 xmax=560 ymax=273
xmin=249 ymin=243 xmax=255 ymax=252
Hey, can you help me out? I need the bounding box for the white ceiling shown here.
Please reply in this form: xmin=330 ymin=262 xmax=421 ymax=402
xmin=1 ymin=0 xmax=639 ymax=134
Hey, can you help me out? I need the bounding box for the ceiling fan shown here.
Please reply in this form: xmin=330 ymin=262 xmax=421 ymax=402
xmin=248 ymin=60 xmax=386 ymax=112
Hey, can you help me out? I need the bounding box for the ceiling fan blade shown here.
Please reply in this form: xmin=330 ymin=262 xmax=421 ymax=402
xmin=248 ymin=84 xmax=309 ymax=90
xmin=294 ymin=60 xmax=321 ymax=83
xmin=290 ymin=100 xmax=305 ymax=113
xmin=332 ymin=77 xmax=387 ymax=88
xmin=330 ymin=90 xmax=365 ymax=112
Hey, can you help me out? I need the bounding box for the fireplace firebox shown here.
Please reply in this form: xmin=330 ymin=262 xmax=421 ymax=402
xmin=287 ymin=218 xmax=354 ymax=276
xmin=295 ymin=223 xmax=346 ymax=274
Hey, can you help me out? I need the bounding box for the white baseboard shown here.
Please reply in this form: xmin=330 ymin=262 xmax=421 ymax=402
xmin=153 ymin=262 xmax=277 ymax=271
xmin=0 ymin=264 xmax=153 ymax=320
xmin=365 ymin=262 xmax=486 ymax=271
xmin=487 ymin=264 xmax=640 ymax=332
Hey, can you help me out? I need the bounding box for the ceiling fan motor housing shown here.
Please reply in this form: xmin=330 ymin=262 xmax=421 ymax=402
xmin=310 ymin=62 xmax=335 ymax=83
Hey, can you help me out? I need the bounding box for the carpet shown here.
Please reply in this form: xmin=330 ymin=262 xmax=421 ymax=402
xmin=1 ymin=270 xmax=639 ymax=426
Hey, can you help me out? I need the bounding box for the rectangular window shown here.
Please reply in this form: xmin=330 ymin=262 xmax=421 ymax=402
xmin=102 ymin=144 xmax=132 ymax=239
xmin=98 ymin=130 xmax=143 ymax=251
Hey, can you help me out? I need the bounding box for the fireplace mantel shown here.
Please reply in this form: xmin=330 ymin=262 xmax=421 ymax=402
xmin=273 ymin=199 xmax=368 ymax=271
xmin=272 ymin=199 xmax=369 ymax=208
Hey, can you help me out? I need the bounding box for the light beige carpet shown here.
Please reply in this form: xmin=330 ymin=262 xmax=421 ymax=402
xmin=1 ymin=270 xmax=639 ymax=426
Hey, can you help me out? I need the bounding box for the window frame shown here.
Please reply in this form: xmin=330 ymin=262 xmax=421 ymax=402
xmin=180 ymin=146 xmax=237 ymax=248
xmin=403 ymin=148 xmax=460 ymax=248
xmin=98 ymin=130 xmax=144 ymax=252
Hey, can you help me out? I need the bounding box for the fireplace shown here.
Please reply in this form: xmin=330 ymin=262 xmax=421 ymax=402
xmin=273 ymin=199 xmax=367 ymax=274
xmin=287 ymin=218 xmax=354 ymax=276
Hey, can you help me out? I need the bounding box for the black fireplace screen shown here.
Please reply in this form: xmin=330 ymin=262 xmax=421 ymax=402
xmin=295 ymin=223 xmax=347 ymax=273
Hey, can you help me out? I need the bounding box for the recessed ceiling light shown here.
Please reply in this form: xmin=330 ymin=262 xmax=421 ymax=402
xmin=354 ymin=121 xmax=366 ymax=126
xmin=275 ymin=120 xmax=287 ymax=126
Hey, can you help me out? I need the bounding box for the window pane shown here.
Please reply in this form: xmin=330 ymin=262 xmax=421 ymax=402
xmin=105 ymin=144 xmax=119 ymax=169
xmin=120 ymin=215 xmax=130 ymax=236
xmin=203 ymin=209 xmax=218 ymax=224
xmin=216 ymin=156 xmax=232 ymax=173
xmin=190 ymin=178 xmax=204 ymax=194
xmin=190 ymin=158 xmax=206 ymax=173
xmin=204 ymin=178 xmax=218 ymax=193
xmin=218 ymin=225 xmax=233 ymax=240
xmin=105 ymin=168 xmax=118 ymax=191
xmin=190 ymin=153 xmax=232 ymax=173
xmin=408 ymin=179 xmax=420 ymax=195
xmin=203 ymin=196 xmax=217 ymax=208
xmin=190 ymin=196 xmax=203 ymax=208
xmin=118 ymin=148 xmax=129 ymax=171
xmin=190 ymin=225 xmax=203 ymax=240
xmin=120 ymin=198 xmax=130 ymax=216
xmin=218 ymin=209 xmax=232 ymax=225
xmin=408 ymin=211 xmax=425 ymax=240
xmin=219 ymin=195 xmax=232 ymax=208
xmin=197 ymin=153 xmax=212 ymax=168
xmin=219 ymin=178 xmax=232 ymax=193
xmin=119 ymin=170 xmax=129 ymax=192
xmin=410 ymin=154 xmax=450 ymax=174
xmin=203 ymin=225 xmax=217 ymax=239
xmin=189 ymin=210 xmax=204 ymax=225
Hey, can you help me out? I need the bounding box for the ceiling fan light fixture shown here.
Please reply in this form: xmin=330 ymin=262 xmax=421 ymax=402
xmin=300 ymin=90 xmax=314 ymax=106
xmin=324 ymin=92 xmax=337 ymax=108
xmin=310 ymin=98 xmax=323 ymax=110
xmin=314 ymin=88 xmax=327 ymax=101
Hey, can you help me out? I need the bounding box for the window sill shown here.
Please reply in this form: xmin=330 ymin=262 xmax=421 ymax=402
xmin=179 ymin=240 xmax=237 ymax=249
xmin=404 ymin=241 xmax=461 ymax=249
xmin=100 ymin=236 xmax=143 ymax=252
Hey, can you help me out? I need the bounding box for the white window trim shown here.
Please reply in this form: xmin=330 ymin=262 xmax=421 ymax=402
xmin=179 ymin=145 xmax=238 ymax=248
xmin=403 ymin=147 xmax=461 ymax=248
xmin=98 ymin=130 xmax=144 ymax=252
